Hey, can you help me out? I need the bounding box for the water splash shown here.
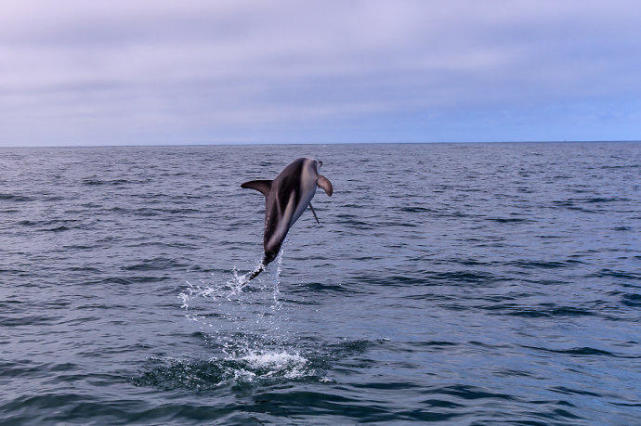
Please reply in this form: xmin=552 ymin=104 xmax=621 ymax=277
xmin=179 ymin=246 xmax=285 ymax=310
xmin=177 ymin=244 xmax=290 ymax=363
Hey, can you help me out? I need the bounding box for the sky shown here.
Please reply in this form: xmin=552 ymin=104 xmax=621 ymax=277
xmin=1 ymin=0 xmax=640 ymax=146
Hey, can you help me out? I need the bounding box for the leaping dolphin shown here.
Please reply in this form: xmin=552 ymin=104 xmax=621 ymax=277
xmin=241 ymin=157 xmax=333 ymax=281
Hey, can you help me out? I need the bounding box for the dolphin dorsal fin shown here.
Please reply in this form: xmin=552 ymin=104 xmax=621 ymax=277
xmin=241 ymin=179 xmax=272 ymax=196
xmin=317 ymin=175 xmax=333 ymax=196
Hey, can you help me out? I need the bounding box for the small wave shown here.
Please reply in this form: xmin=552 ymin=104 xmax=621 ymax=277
xmin=509 ymin=259 xmax=582 ymax=269
xmin=425 ymin=270 xmax=500 ymax=285
xmin=521 ymin=345 xmax=619 ymax=357
xmin=378 ymin=220 xmax=419 ymax=228
xmin=0 ymin=193 xmax=32 ymax=202
xmin=352 ymin=270 xmax=501 ymax=287
xmin=601 ymin=164 xmax=641 ymax=169
xmin=551 ymin=386 xmax=601 ymax=397
xmin=99 ymin=275 xmax=170 ymax=285
xmin=295 ymin=282 xmax=347 ymax=293
xmin=442 ymin=257 xmax=490 ymax=266
xmin=351 ymin=381 xmax=423 ymax=390
xmin=592 ymin=269 xmax=641 ymax=280
xmin=0 ymin=314 xmax=54 ymax=327
xmin=405 ymin=341 xmax=458 ymax=352
xmin=426 ymin=384 xmax=515 ymax=401
xmin=325 ymin=339 xmax=381 ymax=357
xmin=435 ymin=210 xmax=472 ymax=218
xmin=44 ymin=225 xmax=69 ymax=232
xmin=335 ymin=215 xmax=374 ymax=229
xmin=399 ymin=206 xmax=435 ymax=213
xmin=584 ymin=197 xmax=631 ymax=203
xmin=17 ymin=220 xmax=38 ymax=226
xmin=0 ymin=270 xmax=26 ymax=276
xmin=552 ymin=197 xmax=631 ymax=211
xmin=123 ymin=257 xmax=187 ymax=272
xmin=621 ymin=293 xmax=641 ymax=307
xmin=493 ymin=368 xmax=533 ymax=378
xmin=485 ymin=217 xmax=532 ymax=223
xmin=0 ymin=394 xmax=97 ymax=418
xmin=111 ymin=206 xmax=202 ymax=216
xmin=614 ymin=226 xmax=631 ymax=231
xmin=17 ymin=218 xmax=85 ymax=232
xmin=505 ymin=306 xmax=595 ymax=318
xmin=0 ymin=360 xmax=44 ymax=378
xmin=67 ymin=266 xmax=102 ymax=273
xmin=82 ymin=178 xmax=148 ymax=186
xmin=18 ymin=219 xmax=80 ymax=227
xmin=351 ymin=273 xmax=426 ymax=287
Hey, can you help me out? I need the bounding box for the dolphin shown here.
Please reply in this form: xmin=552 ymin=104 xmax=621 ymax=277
xmin=241 ymin=157 xmax=333 ymax=281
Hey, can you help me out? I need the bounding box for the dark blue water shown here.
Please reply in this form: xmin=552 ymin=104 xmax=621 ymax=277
xmin=1 ymin=142 xmax=640 ymax=424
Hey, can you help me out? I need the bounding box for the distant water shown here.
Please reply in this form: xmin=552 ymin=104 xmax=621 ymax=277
xmin=1 ymin=142 xmax=640 ymax=424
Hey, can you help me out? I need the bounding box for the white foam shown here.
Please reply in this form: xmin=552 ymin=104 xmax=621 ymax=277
xmin=241 ymin=350 xmax=307 ymax=368
xmin=237 ymin=350 xmax=308 ymax=379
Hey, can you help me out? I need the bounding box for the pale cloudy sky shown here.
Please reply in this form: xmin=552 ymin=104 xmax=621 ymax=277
xmin=1 ymin=0 xmax=640 ymax=146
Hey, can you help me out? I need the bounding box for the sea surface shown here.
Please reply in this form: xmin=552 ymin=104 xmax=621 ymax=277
xmin=1 ymin=142 xmax=640 ymax=424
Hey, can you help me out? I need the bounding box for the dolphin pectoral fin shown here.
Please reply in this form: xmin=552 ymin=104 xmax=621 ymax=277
xmin=241 ymin=179 xmax=272 ymax=196
xmin=317 ymin=175 xmax=333 ymax=196
xmin=309 ymin=203 xmax=320 ymax=224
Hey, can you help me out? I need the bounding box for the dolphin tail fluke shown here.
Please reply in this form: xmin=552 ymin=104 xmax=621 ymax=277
xmin=246 ymin=263 xmax=265 ymax=282
xmin=245 ymin=254 xmax=272 ymax=283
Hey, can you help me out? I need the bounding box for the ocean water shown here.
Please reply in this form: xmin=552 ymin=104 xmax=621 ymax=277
xmin=1 ymin=142 xmax=640 ymax=424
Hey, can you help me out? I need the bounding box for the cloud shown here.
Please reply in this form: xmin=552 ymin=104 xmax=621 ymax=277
xmin=1 ymin=0 xmax=640 ymax=145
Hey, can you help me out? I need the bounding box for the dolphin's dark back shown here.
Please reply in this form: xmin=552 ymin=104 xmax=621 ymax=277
xmin=264 ymin=158 xmax=309 ymax=261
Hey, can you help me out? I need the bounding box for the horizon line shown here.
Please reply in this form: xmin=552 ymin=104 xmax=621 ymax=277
xmin=1 ymin=139 xmax=640 ymax=149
